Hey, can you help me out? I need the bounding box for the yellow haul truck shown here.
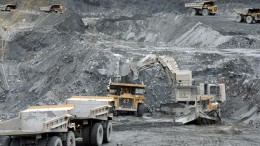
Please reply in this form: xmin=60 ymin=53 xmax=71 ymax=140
xmin=108 ymin=82 xmax=145 ymax=117
xmin=185 ymin=0 xmax=218 ymax=16
xmin=235 ymin=8 xmax=260 ymax=24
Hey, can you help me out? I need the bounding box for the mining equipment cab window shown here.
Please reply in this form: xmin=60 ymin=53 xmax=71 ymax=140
xmin=109 ymin=86 xmax=132 ymax=95
xmin=109 ymin=85 xmax=144 ymax=95
xmin=109 ymin=85 xmax=121 ymax=95
xmin=210 ymin=86 xmax=220 ymax=95
xmin=201 ymin=99 xmax=209 ymax=110
xmin=135 ymin=88 xmax=144 ymax=95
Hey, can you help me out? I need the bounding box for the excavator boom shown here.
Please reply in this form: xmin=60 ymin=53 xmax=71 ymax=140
xmin=131 ymin=54 xmax=179 ymax=84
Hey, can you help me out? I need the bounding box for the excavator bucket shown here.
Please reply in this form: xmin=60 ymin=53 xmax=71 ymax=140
xmin=160 ymin=103 xmax=191 ymax=116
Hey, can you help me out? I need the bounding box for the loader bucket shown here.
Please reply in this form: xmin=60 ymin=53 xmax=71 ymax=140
xmin=175 ymin=108 xmax=220 ymax=125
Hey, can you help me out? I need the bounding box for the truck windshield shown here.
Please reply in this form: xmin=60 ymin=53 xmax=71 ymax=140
xmin=135 ymin=88 xmax=144 ymax=95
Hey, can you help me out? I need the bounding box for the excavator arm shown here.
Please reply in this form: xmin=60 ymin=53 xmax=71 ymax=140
xmin=130 ymin=54 xmax=179 ymax=85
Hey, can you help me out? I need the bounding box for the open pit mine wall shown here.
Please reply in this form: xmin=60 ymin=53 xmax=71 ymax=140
xmin=0 ymin=0 xmax=259 ymax=129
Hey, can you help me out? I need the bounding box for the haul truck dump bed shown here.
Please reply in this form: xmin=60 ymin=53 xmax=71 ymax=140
xmin=0 ymin=96 xmax=114 ymax=146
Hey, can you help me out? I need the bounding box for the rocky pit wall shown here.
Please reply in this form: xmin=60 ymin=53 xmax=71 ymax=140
xmin=0 ymin=0 xmax=259 ymax=129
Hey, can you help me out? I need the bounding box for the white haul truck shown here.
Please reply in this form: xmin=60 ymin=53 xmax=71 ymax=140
xmin=0 ymin=96 xmax=114 ymax=146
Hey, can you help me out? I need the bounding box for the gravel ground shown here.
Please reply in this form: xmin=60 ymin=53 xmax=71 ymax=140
xmin=0 ymin=0 xmax=260 ymax=145
xmin=105 ymin=115 xmax=260 ymax=146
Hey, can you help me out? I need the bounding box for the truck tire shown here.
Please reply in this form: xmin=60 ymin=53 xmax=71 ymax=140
xmin=82 ymin=126 xmax=91 ymax=145
xmin=64 ymin=131 xmax=76 ymax=146
xmin=47 ymin=136 xmax=63 ymax=146
xmin=190 ymin=9 xmax=198 ymax=16
xmin=10 ymin=138 xmax=20 ymax=146
xmin=38 ymin=138 xmax=47 ymax=146
xmin=91 ymin=123 xmax=104 ymax=146
xmin=236 ymin=14 xmax=243 ymax=22
xmin=246 ymin=16 xmax=253 ymax=24
xmin=103 ymin=121 xmax=112 ymax=143
xmin=202 ymin=9 xmax=209 ymax=16
xmin=137 ymin=103 xmax=145 ymax=117
xmin=3 ymin=138 xmax=12 ymax=146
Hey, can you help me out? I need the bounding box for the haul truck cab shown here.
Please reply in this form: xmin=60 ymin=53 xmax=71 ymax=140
xmin=108 ymin=82 xmax=145 ymax=117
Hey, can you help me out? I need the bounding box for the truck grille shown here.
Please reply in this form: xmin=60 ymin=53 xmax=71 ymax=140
xmin=119 ymin=98 xmax=134 ymax=108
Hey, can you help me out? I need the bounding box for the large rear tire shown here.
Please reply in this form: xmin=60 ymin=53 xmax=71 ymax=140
xmin=91 ymin=123 xmax=104 ymax=146
xmin=3 ymin=138 xmax=12 ymax=146
xmin=82 ymin=126 xmax=91 ymax=145
xmin=137 ymin=103 xmax=145 ymax=117
xmin=47 ymin=136 xmax=63 ymax=146
xmin=64 ymin=131 xmax=76 ymax=146
xmin=103 ymin=121 xmax=113 ymax=143
xmin=190 ymin=9 xmax=198 ymax=16
xmin=202 ymin=9 xmax=210 ymax=16
xmin=10 ymin=138 xmax=20 ymax=146
xmin=236 ymin=14 xmax=243 ymax=22
xmin=246 ymin=15 xmax=253 ymax=24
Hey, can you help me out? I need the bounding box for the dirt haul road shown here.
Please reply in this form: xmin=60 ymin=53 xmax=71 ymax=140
xmin=104 ymin=115 xmax=260 ymax=146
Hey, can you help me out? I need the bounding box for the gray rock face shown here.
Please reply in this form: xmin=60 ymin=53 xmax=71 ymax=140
xmin=0 ymin=0 xmax=259 ymax=137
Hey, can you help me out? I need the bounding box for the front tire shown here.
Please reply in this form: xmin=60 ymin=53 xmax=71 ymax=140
xmin=137 ymin=103 xmax=145 ymax=117
xmin=202 ymin=9 xmax=210 ymax=16
xmin=246 ymin=15 xmax=253 ymax=24
xmin=91 ymin=123 xmax=104 ymax=146
xmin=65 ymin=131 xmax=76 ymax=146
xmin=236 ymin=14 xmax=243 ymax=22
xmin=103 ymin=121 xmax=113 ymax=143
xmin=47 ymin=136 xmax=63 ymax=146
